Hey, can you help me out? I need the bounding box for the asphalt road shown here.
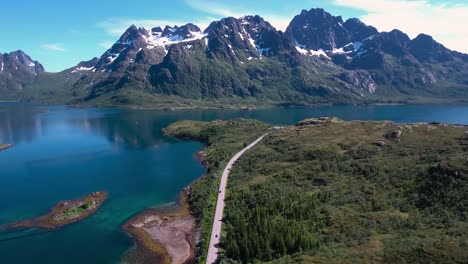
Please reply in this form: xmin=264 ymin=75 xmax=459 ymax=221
xmin=205 ymin=134 xmax=268 ymax=264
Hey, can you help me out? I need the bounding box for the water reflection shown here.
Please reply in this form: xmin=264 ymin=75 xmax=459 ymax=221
xmin=0 ymin=103 xmax=45 ymax=144
xmin=68 ymin=111 xmax=168 ymax=149
xmin=2 ymin=103 xmax=468 ymax=148
xmin=0 ymin=104 xmax=171 ymax=149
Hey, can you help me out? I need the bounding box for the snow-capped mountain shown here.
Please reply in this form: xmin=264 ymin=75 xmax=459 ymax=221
xmin=69 ymin=23 xmax=207 ymax=75
xmin=203 ymin=15 xmax=294 ymax=62
xmin=3 ymin=8 xmax=468 ymax=106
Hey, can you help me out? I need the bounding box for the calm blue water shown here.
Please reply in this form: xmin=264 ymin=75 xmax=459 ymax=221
xmin=1 ymin=103 xmax=468 ymax=263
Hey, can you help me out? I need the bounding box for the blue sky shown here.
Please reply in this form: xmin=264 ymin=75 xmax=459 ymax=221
xmin=1 ymin=0 xmax=467 ymax=72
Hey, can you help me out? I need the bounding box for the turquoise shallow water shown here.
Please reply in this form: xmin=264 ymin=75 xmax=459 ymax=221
xmin=1 ymin=103 xmax=468 ymax=263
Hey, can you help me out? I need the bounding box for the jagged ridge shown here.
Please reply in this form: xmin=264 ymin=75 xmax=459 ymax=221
xmin=3 ymin=8 xmax=468 ymax=106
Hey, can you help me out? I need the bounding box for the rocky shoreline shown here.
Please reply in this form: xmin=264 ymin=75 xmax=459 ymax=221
xmin=122 ymin=190 xmax=198 ymax=264
xmin=122 ymin=128 xmax=211 ymax=264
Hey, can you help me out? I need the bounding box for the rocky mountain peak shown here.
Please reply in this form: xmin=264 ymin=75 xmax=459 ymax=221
xmin=203 ymin=15 xmax=291 ymax=61
xmin=151 ymin=26 xmax=163 ymax=33
xmin=0 ymin=50 xmax=45 ymax=96
xmin=408 ymin=33 xmax=453 ymax=62
xmin=368 ymin=29 xmax=411 ymax=57
xmin=9 ymin=7 xmax=466 ymax=106
xmin=161 ymin=23 xmax=202 ymax=39
xmin=287 ymin=8 xmax=360 ymax=51
xmin=90 ymin=22 xmax=206 ymax=73
xmin=1 ymin=50 xmax=45 ymax=75
xmin=70 ymin=57 xmax=99 ymax=73
xmin=342 ymin=18 xmax=378 ymax=42
xmin=119 ymin=25 xmax=147 ymax=43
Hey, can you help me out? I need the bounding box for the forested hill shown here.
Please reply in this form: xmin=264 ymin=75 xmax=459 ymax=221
xmin=166 ymin=118 xmax=468 ymax=263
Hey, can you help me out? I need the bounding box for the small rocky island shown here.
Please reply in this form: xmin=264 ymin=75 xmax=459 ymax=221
xmin=7 ymin=192 xmax=108 ymax=229
xmin=0 ymin=144 xmax=13 ymax=152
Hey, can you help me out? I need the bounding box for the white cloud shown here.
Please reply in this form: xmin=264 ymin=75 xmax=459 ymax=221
xmin=184 ymin=0 xmax=294 ymax=31
xmin=97 ymin=18 xmax=212 ymax=37
xmin=333 ymin=0 xmax=468 ymax=53
xmin=42 ymin=43 xmax=65 ymax=52
xmin=184 ymin=0 xmax=244 ymax=17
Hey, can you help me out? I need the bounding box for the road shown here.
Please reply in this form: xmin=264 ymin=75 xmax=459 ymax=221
xmin=205 ymin=133 xmax=268 ymax=264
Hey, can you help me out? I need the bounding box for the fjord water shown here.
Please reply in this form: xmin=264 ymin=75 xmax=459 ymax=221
xmin=1 ymin=103 xmax=468 ymax=263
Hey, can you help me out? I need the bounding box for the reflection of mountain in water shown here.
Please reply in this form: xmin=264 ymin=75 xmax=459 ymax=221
xmin=0 ymin=103 xmax=228 ymax=149
xmin=68 ymin=110 xmax=179 ymax=149
xmin=0 ymin=103 xmax=47 ymax=144
xmin=0 ymin=103 xmax=268 ymax=148
xmin=67 ymin=108 xmax=260 ymax=149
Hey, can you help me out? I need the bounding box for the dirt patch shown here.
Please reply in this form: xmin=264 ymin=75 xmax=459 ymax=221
xmin=142 ymin=215 xmax=196 ymax=264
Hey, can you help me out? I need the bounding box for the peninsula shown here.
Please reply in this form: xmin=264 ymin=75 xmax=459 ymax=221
xmin=161 ymin=118 xmax=468 ymax=263
xmin=7 ymin=191 xmax=108 ymax=230
xmin=122 ymin=191 xmax=197 ymax=264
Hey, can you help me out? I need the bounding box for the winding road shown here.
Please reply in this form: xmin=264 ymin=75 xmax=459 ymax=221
xmin=206 ymin=133 xmax=269 ymax=264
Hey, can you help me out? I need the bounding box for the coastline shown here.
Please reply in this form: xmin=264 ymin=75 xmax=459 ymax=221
xmin=6 ymin=97 xmax=468 ymax=112
xmin=121 ymin=144 xmax=209 ymax=264
xmin=121 ymin=189 xmax=199 ymax=264
xmin=63 ymin=100 xmax=468 ymax=111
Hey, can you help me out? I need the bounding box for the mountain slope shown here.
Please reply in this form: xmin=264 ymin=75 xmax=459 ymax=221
xmin=0 ymin=50 xmax=44 ymax=100
xmin=2 ymin=8 xmax=468 ymax=107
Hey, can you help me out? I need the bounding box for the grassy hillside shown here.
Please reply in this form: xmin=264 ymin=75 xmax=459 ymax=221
xmin=20 ymin=72 xmax=82 ymax=104
xmin=166 ymin=118 xmax=468 ymax=263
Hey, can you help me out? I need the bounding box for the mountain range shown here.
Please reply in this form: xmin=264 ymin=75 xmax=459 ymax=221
xmin=2 ymin=8 xmax=468 ymax=107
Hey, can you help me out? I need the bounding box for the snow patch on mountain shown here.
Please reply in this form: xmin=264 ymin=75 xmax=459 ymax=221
xmin=295 ymin=41 xmax=330 ymax=59
xmin=332 ymin=47 xmax=347 ymax=54
xmin=71 ymin=66 xmax=95 ymax=73
xmin=247 ymin=37 xmax=256 ymax=49
xmin=228 ymin=44 xmax=236 ymax=55
xmin=107 ymin=52 xmax=120 ymax=64
xmin=143 ymin=30 xmax=207 ymax=51
xmin=245 ymin=34 xmax=263 ymax=58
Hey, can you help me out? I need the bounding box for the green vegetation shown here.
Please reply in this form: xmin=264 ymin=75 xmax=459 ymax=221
xmin=6 ymin=191 xmax=107 ymax=230
xmin=19 ymin=72 xmax=82 ymax=104
xmin=61 ymin=201 xmax=93 ymax=219
xmin=167 ymin=118 xmax=468 ymax=263
xmin=165 ymin=119 xmax=270 ymax=263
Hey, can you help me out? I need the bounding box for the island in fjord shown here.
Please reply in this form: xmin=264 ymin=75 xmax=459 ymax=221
xmin=126 ymin=118 xmax=468 ymax=264
xmin=6 ymin=192 xmax=108 ymax=230
xmin=0 ymin=144 xmax=12 ymax=152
